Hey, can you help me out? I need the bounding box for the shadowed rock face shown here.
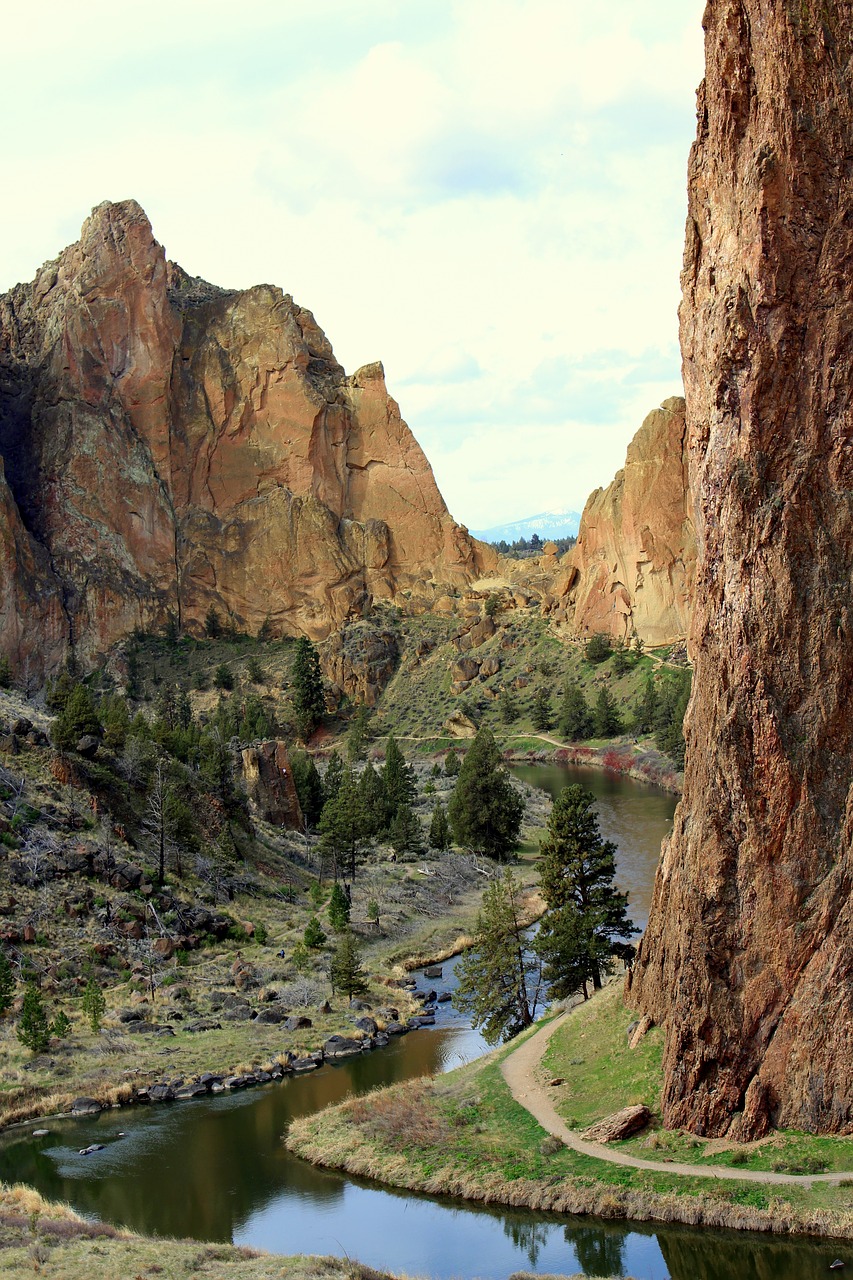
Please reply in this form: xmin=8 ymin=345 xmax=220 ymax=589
xmin=0 ymin=200 xmax=495 ymax=679
xmin=628 ymin=3 xmax=853 ymax=1137
xmin=557 ymin=397 xmax=694 ymax=647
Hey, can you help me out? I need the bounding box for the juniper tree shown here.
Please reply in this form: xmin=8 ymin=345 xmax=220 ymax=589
xmin=82 ymin=976 xmax=106 ymax=1033
xmin=593 ymin=685 xmax=623 ymax=738
xmin=290 ymin=751 xmax=325 ymax=827
xmin=532 ymin=686 xmax=553 ymax=731
xmin=318 ymin=765 xmax=367 ymax=880
xmin=382 ymin=735 xmax=417 ymax=825
xmin=0 ymin=948 xmax=15 ymax=1017
xmin=328 ymin=881 xmax=351 ymax=932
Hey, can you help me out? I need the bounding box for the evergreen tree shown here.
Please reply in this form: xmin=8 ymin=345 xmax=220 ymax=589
xmin=389 ymin=803 xmax=424 ymax=859
xmin=51 ymin=1010 xmax=71 ymax=1039
xmin=329 ymin=930 xmax=369 ymax=1001
xmin=443 ymin=749 xmax=461 ymax=777
xmin=291 ymin=637 xmax=325 ymax=740
xmin=328 ymin=881 xmax=351 ymax=932
xmin=382 ymin=735 xmax=417 ymax=824
xmin=346 ymin=705 xmax=371 ymax=762
xmin=0 ymin=948 xmax=15 ymax=1017
xmin=52 ymin=684 xmax=103 ymax=750
xmin=653 ymin=669 xmax=691 ymax=767
xmin=536 ymin=784 xmax=637 ymax=995
xmin=452 ymin=869 xmax=541 ymax=1044
xmin=585 ymin=632 xmax=612 ymax=664
xmin=357 ymin=761 xmax=387 ymax=838
xmin=499 ymin=686 xmax=519 ymax=724
xmin=447 ymin=728 xmax=524 ymax=860
xmin=318 ymin=765 xmax=367 ymax=880
xmin=214 ymin=663 xmax=233 ymax=691
xmin=100 ymin=693 xmax=130 ymax=752
xmin=532 ymin=686 xmax=553 ymax=731
xmin=0 ymin=654 xmax=11 ymax=689
xmin=558 ymin=681 xmax=593 ymax=741
xmin=290 ymin=751 xmax=325 ymax=827
xmin=204 ymin=605 xmax=222 ymax=638
xmin=322 ymin=751 xmax=344 ymax=806
xmin=428 ymin=799 xmax=451 ymax=852
xmin=611 ymin=637 xmax=632 ymax=676
xmin=81 ymin=976 xmax=106 ymax=1033
xmin=633 ymin=672 xmax=659 ymax=736
xmin=304 ymin=916 xmax=326 ymax=949
xmin=593 ymin=685 xmax=623 ymax=738
xmin=17 ymin=984 xmax=51 ymax=1053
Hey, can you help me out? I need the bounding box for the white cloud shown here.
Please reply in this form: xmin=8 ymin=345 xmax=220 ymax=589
xmin=2 ymin=0 xmax=706 ymax=526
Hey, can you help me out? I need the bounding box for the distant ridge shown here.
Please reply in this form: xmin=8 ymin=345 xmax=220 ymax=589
xmin=470 ymin=508 xmax=582 ymax=544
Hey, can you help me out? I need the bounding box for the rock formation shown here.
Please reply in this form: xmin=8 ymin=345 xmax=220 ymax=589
xmin=0 ymin=200 xmax=495 ymax=680
xmin=241 ymin=741 xmax=303 ymax=829
xmin=552 ymin=397 xmax=694 ymax=646
xmin=628 ymin=2 xmax=853 ymax=1137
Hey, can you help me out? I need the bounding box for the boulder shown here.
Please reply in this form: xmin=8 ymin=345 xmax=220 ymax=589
xmin=70 ymin=1097 xmax=102 ymax=1116
xmin=585 ymin=1104 xmax=651 ymax=1143
xmin=323 ymin=1035 xmax=363 ymax=1058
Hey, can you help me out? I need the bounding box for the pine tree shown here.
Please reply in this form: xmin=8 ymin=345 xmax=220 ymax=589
xmin=51 ymin=1010 xmax=71 ymax=1039
xmin=82 ymin=976 xmax=106 ymax=1032
xmin=322 ymin=751 xmax=344 ymax=806
xmin=443 ymin=749 xmax=461 ymax=777
xmin=329 ymin=930 xmax=369 ymax=1001
xmin=346 ymin=705 xmax=371 ymax=762
xmin=558 ymin=681 xmax=593 ymax=741
xmin=389 ymin=803 xmax=424 ymax=859
xmin=499 ymin=686 xmax=519 ymax=724
xmin=447 ymin=728 xmax=524 ymax=860
xmin=17 ymin=984 xmax=51 ymax=1053
xmin=593 ymin=685 xmax=623 ymax=737
xmin=532 ymin=686 xmax=553 ymax=731
xmin=0 ymin=948 xmax=15 ymax=1017
xmin=290 ymin=751 xmax=325 ymax=827
xmin=328 ymin=881 xmax=351 ymax=932
xmin=304 ymin=916 xmax=327 ymax=949
xmin=291 ymin=637 xmax=325 ymax=740
xmin=452 ymin=869 xmax=541 ymax=1044
xmin=357 ymin=761 xmax=387 ymax=838
xmin=52 ymin=684 xmax=103 ymax=750
xmin=611 ymin=636 xmax=632 ymax=676
xmin=428 ymin=799 xmax=451 ymax=852
xmin=536 ymin=784 xmax=637 ymax=995
xmin=382 ymin=735 xmax=417 ymax=825
xmin=318 ymin=765 xmax=367 ymax=880
xmin=633 ymin=672 xmax=659 ymax=735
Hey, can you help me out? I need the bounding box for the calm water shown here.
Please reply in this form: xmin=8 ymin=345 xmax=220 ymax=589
xmin=0 ymin=767 xmax=843 ymax=1279
xmin=511 ymin=762 xmax=678 ymax=930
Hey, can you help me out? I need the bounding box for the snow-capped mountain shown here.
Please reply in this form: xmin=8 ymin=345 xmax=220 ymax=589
xmin=470 ymin=508 xmax=582 ymax=544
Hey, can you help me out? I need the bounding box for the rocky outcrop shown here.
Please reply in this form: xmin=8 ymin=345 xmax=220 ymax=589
xmin=0 ymin=201 xmax=495 ymax=678
xmin=241 ymin=741 xmax=303 ymax=829
xmin=554 ymin=398 xmax=694 ymax=646
xmin=319 ymin=622 xmax=399 ymax=708
xmin=628 ymin=3 xmax=853 ymax=1137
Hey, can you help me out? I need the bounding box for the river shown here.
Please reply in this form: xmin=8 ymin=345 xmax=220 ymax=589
xmin=0 ymin=765 xmax=845 ymax=1278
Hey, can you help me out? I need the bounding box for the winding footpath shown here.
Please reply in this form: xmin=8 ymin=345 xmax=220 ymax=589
xmin=500 ymin=1011 xmax=850 ymax=1188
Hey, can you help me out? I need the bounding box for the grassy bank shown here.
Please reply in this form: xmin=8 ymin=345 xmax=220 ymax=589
xmin=0 ymin=1181 xmax=405 ymax=1280
xmin=286 ymin=985 xmax=853 ymax=1240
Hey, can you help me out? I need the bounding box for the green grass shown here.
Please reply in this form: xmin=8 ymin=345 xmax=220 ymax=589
xmin=543 ymin=981 xmax=664 ymax=1127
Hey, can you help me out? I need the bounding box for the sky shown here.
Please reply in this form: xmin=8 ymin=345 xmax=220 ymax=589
xmin=3 ymin=1 xmax=706 ymax=531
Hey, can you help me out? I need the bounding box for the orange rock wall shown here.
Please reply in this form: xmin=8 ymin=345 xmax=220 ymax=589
xmin=0 ymin=202 xmax=495 ymax=674
xmin=628 ymin=1 xmax=853 ymax=1137
xmin=558 ymin=397 xmax=694 ymax=646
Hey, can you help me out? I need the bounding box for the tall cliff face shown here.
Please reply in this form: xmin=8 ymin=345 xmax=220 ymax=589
xmin=556 ymin=397 xmax=694 ymax=647
xmin=628 ymin=3 xmax=853 ymax=1137
xmin=0 ymin=201 xmax=494 ymax=677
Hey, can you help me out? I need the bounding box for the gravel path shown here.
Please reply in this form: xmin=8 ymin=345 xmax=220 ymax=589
xmin=500 ymin=1010 xmax=850 ymax=1187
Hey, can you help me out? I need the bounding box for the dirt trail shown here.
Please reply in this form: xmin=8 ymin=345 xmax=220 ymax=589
xmin=500 ymin=1011 xmax=850 ymax=1187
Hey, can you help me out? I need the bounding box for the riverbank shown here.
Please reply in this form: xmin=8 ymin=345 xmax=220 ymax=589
xmin=286 ymin=982 xmax=853 ymax=1241
xmin=504 ymin=737 xmax=683 ymax=795
xmin=0 ymin=1181 xmax=408 ymax=1280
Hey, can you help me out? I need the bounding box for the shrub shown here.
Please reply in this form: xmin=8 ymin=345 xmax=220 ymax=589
xmin=585 ymin=632 xmax=612 ymax=664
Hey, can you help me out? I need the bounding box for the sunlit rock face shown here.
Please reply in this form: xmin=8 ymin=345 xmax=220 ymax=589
xmin=628 ymin=3 xmax=853 ymax=1138
xmin=0 ymin=200 xmax=496 ymax=677
xmin=557 ymin=397 xmax=695 ymax=648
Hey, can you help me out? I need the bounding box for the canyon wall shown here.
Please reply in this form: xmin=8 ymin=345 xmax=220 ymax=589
xmin=0 ymin=201 xmax=494 ymax=679
xmin=555 ymin=397 xmax=694 ymax=646
xmin=628 ymin=1 xmax=853 ymax=1137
